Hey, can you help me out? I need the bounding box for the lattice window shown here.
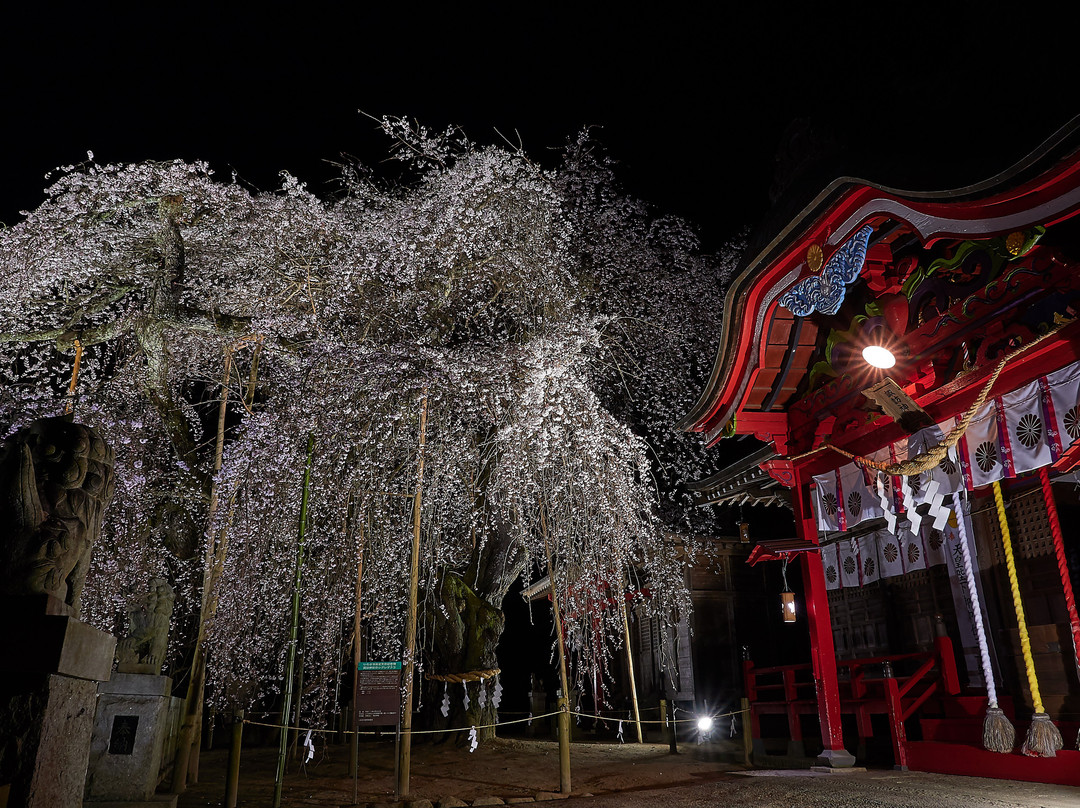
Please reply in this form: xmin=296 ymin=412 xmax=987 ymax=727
xmin=976 ymin=487 xmax=1054 ymax=563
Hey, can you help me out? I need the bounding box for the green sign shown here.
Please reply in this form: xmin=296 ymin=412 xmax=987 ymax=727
xmin=357 ymin=661 xmax=402 ymax=671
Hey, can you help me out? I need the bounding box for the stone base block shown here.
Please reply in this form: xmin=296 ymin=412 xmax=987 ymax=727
xmin=816 ymin=747 xmax=857 ymax=768
xmin=1 ymin=614 xmax=116 ymax=682
xmin=0 ymin=672 xmax=99 ymax=808
xmin=85 ymin=675 xmax=173 ymax=802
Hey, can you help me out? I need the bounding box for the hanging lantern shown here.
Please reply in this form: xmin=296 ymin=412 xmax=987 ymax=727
xmin=780 ymin=591 xmax=797 ymax=623
xmin=738 ymin=521 xmax=751 ymax=544
xmin=780 ymin=558 xmax=796 ymax=623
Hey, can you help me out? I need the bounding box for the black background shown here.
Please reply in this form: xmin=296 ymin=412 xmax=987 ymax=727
xmin=5 ymin=5 xmax=1076 ymax=248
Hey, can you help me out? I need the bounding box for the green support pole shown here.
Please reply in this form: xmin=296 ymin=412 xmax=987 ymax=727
xmin=273 ymin=434 xmax=314 ymax=808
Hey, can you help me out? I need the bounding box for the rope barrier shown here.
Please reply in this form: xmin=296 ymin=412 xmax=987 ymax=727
xmin=242 ymin=707 xmax=750 ymax=737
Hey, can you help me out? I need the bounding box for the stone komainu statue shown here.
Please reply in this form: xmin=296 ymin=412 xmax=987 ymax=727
xmin=0 ymin=416 xmax=115 ymax=616
xmin=117 ymin=577 xmax=175 ymax=671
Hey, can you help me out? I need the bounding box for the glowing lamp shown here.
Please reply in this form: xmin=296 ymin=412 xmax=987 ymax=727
xmin=862 ymin=345 xmax=896 ymax=369
xmin=781 ymin=591 xmax=797 ymax=623
xmin=697 ymin=716 xmax=714 ymax=732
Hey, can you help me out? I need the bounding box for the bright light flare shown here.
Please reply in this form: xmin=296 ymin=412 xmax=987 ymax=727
xmin=862 ymin=345 xmax=896 ymax=369
xmin=697 ymin=716 xmax=714 ymax=732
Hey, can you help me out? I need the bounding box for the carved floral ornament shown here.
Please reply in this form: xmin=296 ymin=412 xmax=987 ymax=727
xmin=779 ymin=225 xmax=874 ymax=317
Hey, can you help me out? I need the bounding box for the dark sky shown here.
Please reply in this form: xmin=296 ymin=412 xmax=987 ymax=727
xmin=3 ymin=6 xmax=1077 ymax=250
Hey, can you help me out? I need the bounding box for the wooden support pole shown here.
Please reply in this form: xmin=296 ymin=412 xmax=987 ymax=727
xmin=541 ymin=503 xmax=572 ymax=795
xmin=740 ymin=697 xmax=752 ymax=765
xmin=224 ymin=710 xmax=244 ymax=808
xmin=397 ymin=388 xmax=428 ymax=800
xmin=619 ymin=594 xmax=643 ymax=743
xmin=173 ymin=347 xmax=234 ymax=792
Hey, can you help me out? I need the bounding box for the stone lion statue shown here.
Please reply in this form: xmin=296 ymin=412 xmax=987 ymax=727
xmin=117 ymin=577 xmax=175 ymax=672
xmin=0 ymin=416 xmax=115 ymax=616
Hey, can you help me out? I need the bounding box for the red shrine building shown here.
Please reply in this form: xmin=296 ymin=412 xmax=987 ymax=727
xmin=681 ymin=118 xmax=1080 ymax=784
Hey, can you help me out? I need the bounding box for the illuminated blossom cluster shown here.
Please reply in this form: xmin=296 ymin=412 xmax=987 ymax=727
xmin=0 ymin=121 xmax=736 ymax=728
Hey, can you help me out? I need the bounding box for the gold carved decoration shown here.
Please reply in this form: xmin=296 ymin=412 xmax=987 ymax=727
xmin=807 ymin=244 xmax=824 ymax=273
xmin=1006 ymin=231 xmax=1025 ymax=256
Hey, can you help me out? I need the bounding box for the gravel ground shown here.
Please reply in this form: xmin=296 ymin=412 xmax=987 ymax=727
xmin=568 ymin=769 xmax=1080 ymax=808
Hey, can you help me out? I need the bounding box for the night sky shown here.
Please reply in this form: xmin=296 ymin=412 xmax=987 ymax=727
xmin=6 ymin=6 xmax=1076 ymax=251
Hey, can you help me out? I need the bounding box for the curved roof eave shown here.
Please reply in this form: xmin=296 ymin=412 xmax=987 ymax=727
xmin=677 ymin=114 xmax=1080 ymax=442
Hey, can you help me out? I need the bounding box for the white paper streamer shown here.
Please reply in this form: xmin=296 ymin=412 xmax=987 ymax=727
xmin=478 ymin=684 xmax=488 ymax=708
xmin=463 ymin=687 xmax=470 ymax=711
xmin=923 ymin=478 xmax=951 ymax=531
xmin=527 ymin=711 xmax=533 ymax=727
xmin=440 ymin=684 xmax=450 ymax=718
xmin=901 ymin=475 xmax=922 ymax=534
xmin=468 ymin=725 xmax=478 ymax=752
xmin=303 ymin=729 xmax=315 ymax=763
xmin=876 ymin=473 xmax=897 ymax=534
xmin=617 ymin=719 xmax=624 ymax=743
xmin=492 ymin=678 xmax=503 ymax=708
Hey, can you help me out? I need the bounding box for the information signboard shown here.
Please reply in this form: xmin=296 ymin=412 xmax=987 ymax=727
xmin=354 ymin=661 xmax=402 ymax=726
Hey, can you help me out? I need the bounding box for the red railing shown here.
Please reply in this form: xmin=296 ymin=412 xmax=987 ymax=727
xmin=742 ymin=636 xmax=960 ymax=768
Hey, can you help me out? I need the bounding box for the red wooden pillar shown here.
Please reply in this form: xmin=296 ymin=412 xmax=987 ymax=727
xmin=792 ymin=472 xmax=855 ymax=767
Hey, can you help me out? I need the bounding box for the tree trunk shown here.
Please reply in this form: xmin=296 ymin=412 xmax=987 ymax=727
xmin=424 ymin=571 xmax=505 ymax=742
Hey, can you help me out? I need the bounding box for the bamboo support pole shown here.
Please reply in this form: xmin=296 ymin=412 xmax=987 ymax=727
xmin=224 ymin=710 xmax=243 ymax=808
xmin=619 ymin=593 xmax=643 ymax=743
xmin=397 ymin=388 xmax=428 ymax=800
xmin=274 ymin=434 xmax=315 ymax=808
xmin=350 ymin=499 xmax=364 ymax=781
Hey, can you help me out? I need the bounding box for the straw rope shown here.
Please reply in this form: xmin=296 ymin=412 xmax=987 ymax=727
xmin=1037 ymin=466 xmax=1080 ymax=751
xmin=424 ymin=668 xmax=500 ymax=683
xmin=817 ymin=319 xmax=1073 ymax=473
xmin=954 ymin=494 xmax=1015 ymax=752
xmin=992 ymin=482 xmax=1043 ymax=715
xmin=992 ymin=481 xmax=1064 ymax=756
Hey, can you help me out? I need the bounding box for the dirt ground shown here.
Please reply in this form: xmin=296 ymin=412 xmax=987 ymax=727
xmin=175 ymin=734 xmax=745 ymax=807
xmin=174 ymin=734 xmax=1080 ymax=808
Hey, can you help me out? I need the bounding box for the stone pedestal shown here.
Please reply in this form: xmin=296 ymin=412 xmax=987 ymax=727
xmin=0 ymin=600 xmax=116 ymax=808
xmin=84 ymin=674 xmax=177 ymax=808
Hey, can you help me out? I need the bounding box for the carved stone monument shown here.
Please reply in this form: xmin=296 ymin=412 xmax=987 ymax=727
xmin=85 ymin=579 xmax=178 ymax=807
xmin=0 ymin=417 xmax=117 ymax=808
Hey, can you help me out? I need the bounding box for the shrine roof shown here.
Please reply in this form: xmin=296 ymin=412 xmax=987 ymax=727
xmin=679 ymin=115 xmax=1080 ymax=452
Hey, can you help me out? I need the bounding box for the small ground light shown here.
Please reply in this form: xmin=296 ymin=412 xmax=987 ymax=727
xmin=862 ymin=344 xmax=896 ymax=369
xmin=697 ymin=716 xmax=713 ymax=732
